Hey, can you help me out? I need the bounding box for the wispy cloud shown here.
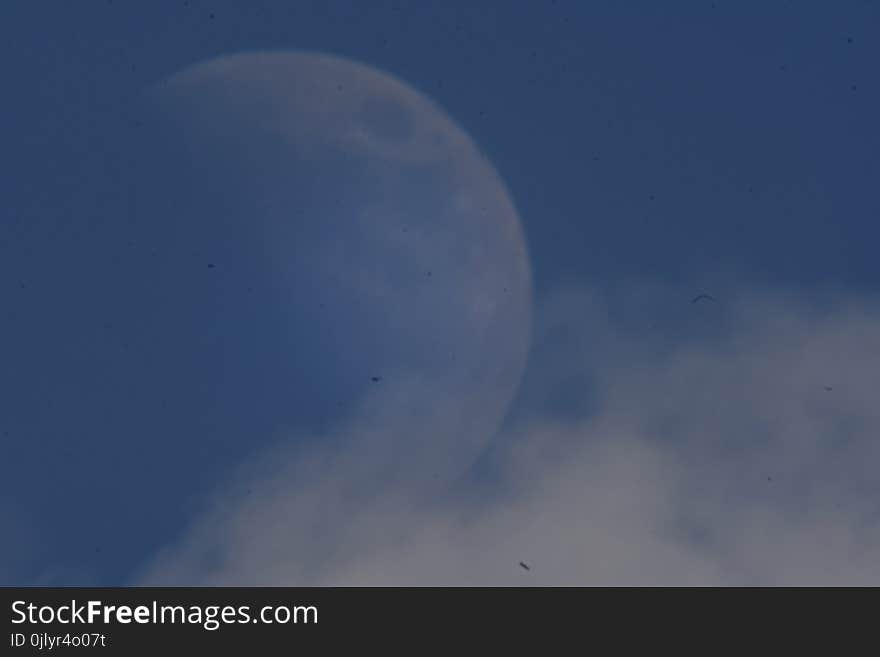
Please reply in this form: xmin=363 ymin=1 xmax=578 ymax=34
xmin=139 ymin=283 xmax=880 ymax=586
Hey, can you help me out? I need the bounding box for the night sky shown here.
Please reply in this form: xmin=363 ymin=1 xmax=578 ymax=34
xmin=3 ymin=1 xmax=880 ymax=586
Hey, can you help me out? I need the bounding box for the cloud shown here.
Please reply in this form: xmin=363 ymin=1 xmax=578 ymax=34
xmin=138 ymin=282 xmax=880 ymax=586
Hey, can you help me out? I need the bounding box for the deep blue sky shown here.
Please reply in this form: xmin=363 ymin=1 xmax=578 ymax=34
xmin=2 ymin=1 xmax=878 ymax=585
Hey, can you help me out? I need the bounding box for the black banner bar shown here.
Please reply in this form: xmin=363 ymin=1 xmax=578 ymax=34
xmin=1 ymin=587 xmax=872 ymax=652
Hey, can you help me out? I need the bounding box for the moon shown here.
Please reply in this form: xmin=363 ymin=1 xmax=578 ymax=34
xmin=150 ymin=51 xmax=532 ymax=474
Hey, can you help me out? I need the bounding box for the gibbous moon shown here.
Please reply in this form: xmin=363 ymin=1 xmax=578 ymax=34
xmin=152 ymin=51 xmax=532 ymax=474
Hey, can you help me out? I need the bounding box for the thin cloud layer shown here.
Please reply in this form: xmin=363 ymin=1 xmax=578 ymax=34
xmin=139 ymin=283 xmax=880 ymax=586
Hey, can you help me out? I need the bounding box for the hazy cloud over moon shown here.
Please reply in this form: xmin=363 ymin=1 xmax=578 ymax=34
xmin=141 ymin=283 xmax=880 ymax=586
xmin=149 ymin=51 xmax=533 ymax=477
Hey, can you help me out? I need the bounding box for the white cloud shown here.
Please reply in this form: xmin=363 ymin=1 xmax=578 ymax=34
xmin=139 ymin=283 xmax=880 ymax=586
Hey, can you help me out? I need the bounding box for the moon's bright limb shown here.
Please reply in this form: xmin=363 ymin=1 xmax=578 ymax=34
xmin=153 ymin=51 xmax=532 ymax=474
